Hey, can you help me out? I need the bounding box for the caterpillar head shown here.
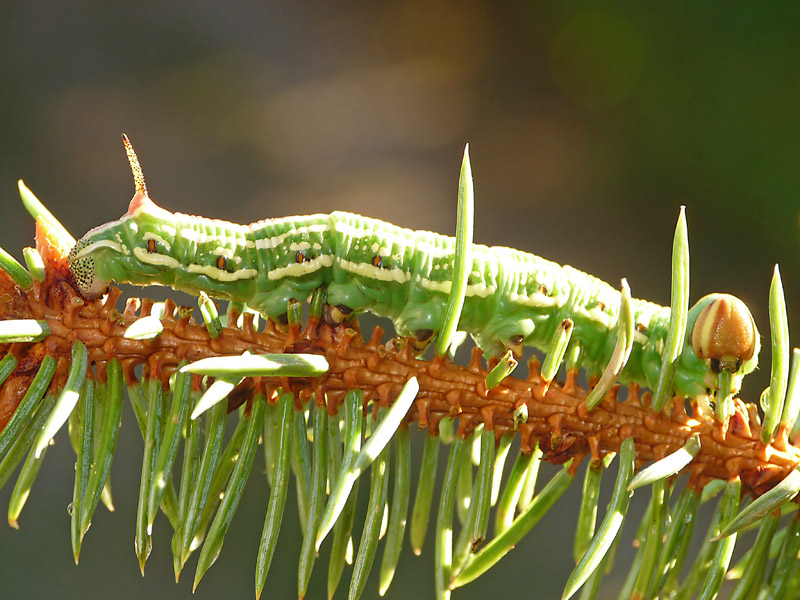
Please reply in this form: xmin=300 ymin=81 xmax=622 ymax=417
xmin=68 ymin=190 xmax=181 ymax=300
xmin=682 ymin=293 xmax=759 ymax=399
xmin=69 ymin=135 xmax=258 ymax=303
xmin=68 ymin=135 xmax=182 ymax=299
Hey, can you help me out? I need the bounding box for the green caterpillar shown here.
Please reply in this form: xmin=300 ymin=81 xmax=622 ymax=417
xmin=68 ymin=138 xmax=759 ymax=403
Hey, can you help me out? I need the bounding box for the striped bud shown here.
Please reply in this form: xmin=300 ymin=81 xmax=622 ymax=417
xmin=691 ymin=294 xmax=757 ymax=372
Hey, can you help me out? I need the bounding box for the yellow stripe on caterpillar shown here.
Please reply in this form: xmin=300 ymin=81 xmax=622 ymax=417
xmin=132 ymin=247 xmax=258 ymax=281
xmin=72 ymin=239 xmax=128 ymax=260
xmin=266 ymin=255 xmax=334 ymax=280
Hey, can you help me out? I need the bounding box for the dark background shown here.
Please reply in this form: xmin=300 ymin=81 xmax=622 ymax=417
xmin=2 ymin=2 xmax=800 ymax=599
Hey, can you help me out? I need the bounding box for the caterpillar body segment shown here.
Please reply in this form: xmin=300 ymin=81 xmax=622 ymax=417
xmin=67 ymin=143 xmax=760 ymax=406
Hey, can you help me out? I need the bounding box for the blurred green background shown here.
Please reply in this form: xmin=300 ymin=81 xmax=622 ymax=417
xmin=2 ymin=2 xmax=800 ymax=599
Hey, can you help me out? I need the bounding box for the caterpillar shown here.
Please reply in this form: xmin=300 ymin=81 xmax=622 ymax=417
xmin=69 ymin=137 xmax=759 ymax=404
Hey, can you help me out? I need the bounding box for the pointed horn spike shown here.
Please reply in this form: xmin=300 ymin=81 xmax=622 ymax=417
xmin=122 ymin=133 xmax=148 ymax=196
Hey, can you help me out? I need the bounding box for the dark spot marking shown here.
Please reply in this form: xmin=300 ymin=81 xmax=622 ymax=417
xmin=371 ymin=255 xmax=382 ymax=268
xmin=146 ymin=239 xmax=157 ymax=253
xmin=509 ymin=334 xmax=525 ymax=346
xmin=538 ymin=284 xmax=548 ymax=295
xmin=295 ymin=250 xmax=307 ymax=263
xmin=414 ymin=329 xmax=434 ymax=342
xmin=711 ymin=356 xmax=744 ymax=374
xmin=636 ymin=323 xmax=646 ymax=333
xmin=215 ymin=256 xmax=228 ymax=271
xmin=336 ymin=304 xmax=353 ymax=316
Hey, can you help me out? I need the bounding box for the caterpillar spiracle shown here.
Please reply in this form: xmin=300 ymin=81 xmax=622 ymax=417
xmin=68 ymin=137 xmax=759 ymax=405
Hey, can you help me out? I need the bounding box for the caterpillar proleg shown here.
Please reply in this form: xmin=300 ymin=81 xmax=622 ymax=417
xmin=68 ymin=137 xmax=758 ymax=406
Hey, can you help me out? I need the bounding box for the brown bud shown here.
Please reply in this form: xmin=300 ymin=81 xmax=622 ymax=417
xmin=691 ymin=294 xmax=757 ymax=370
